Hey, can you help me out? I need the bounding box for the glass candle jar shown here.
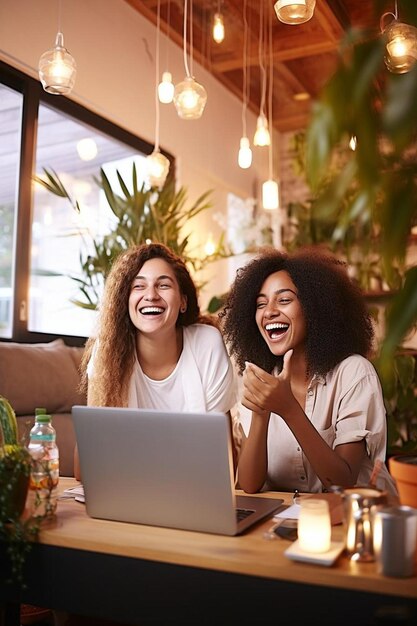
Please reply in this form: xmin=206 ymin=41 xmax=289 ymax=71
xmin=298 ymin=498 xmax=331 ymax=553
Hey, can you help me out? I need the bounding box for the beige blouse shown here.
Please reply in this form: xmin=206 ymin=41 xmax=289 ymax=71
xmin=237 ymin=354 xmax=398 ymax=496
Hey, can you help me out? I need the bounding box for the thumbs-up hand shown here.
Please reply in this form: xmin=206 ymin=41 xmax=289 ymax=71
xmin=242 ymin=350 xmax=294 ymax=418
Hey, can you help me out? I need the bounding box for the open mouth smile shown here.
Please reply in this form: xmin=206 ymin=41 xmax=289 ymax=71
xmin=139 ymin=306 xmax=165 ymax=315
xmin=265 ymin=322 xmax=289 ymax=339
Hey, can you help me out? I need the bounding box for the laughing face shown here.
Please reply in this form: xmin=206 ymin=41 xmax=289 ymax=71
xmin=128 ymin=257 xmax=186 ymax=336
xmin=255 ymin=270 xmax=306 ymax=356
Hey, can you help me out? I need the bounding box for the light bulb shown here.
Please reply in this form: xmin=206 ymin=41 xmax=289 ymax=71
xmin=213 ymin=13 xmax=225 ymax=44
xmin=274 ymin=0 xmax=315 ymax=25
xmin=254 ymin=114 xmax=270 ymax=147
xmin=349 ymin=136 xmax=357 ymax=151
xmin=38 ymin=32 xmax=76 ymax=95
xmin=262 ymin=179 xmax=279 ymax=210
xmin=238 ymin=137 xmax=252 ymax=169
xmin=173 ymin=76 xmax=207 ymax=120
xmin=158 ymin=71 xmax=174 ymax=104
xmin=146 ymin=150 xmax=170 ymax=188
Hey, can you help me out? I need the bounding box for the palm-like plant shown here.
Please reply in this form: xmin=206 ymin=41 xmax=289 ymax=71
xmin=305 ymin=0 xmax=417 ymax=376
xmin=34 ymin=165 xmax=229 ymax=310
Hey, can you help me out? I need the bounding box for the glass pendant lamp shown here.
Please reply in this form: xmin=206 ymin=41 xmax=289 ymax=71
xmin=381 ymin=0 xmax=417 ymax=74
xmin=384 ymin=20 xmax=417 ymax=73
xmin=38 ymin=0 xmax=76 ymax=95
xmin=174 ymin=0 xmax=207 ymax=120
xmin=274 ymin=0 xmax=315 ymax=25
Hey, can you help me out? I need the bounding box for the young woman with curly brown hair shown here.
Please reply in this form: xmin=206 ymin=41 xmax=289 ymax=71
xmin=220 ymin=246 xmax=397 ymax=496
xmin=74 ymin=242 xmax=236 ymax=480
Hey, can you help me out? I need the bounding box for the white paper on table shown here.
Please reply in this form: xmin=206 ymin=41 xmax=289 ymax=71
xmin=273 ymin=503 xmax=301 ymax=520
xmin=59 ymin=485 xmax=85 ymax=502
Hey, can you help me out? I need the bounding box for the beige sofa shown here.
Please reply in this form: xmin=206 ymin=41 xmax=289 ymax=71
xmin=0 ymin=338 xmax=86 ymax=476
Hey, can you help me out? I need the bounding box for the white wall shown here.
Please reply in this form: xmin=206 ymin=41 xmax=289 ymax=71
xmin=0 ymin=0 xmax=272 ymax=308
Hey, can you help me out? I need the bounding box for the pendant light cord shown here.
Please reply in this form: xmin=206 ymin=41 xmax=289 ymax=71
xmin=258 ymin=0 xmax=267 ymax=118
xmin=154 ymin=0 xmax=162 ymax=151
xmin=183 ymin=0 xmax=192 ymax=78
xmin=165 ymin=0 xmax=171 ymax=72
xmin=268 ymin=3 xmax=273 ymax=178
xmin=58 ymin=0 xmax=62 ymax=33
xmin=241 ymin=0 xmax=248 ymax=138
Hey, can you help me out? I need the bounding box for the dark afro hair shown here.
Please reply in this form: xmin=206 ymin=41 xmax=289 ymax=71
xmin=220 ymin=246 xmax=374 ymax=376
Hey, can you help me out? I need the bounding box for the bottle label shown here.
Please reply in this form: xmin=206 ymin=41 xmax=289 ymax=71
xmin=28 ymin=457 xmax=59 ymax=518
xmin=30 ymin=434 xmax=55 ymax=442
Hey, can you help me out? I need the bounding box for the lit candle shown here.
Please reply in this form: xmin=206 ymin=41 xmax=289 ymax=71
xmin=297 ymin=499 xmax=331 ymax=553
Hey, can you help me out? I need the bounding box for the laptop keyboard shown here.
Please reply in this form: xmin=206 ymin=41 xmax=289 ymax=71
xmin=236 ymin=507 xmax=255 ymax=523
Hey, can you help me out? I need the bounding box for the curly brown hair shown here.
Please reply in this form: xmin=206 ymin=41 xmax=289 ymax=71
xmin=220 ymin=246 xmax=374 ymax=377
xmin=80 ymin=243 xmax=203 ymax=406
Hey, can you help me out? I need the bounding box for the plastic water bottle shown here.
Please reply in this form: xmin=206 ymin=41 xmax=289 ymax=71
xmin=27 ymin=412 xmax=59 ymax=518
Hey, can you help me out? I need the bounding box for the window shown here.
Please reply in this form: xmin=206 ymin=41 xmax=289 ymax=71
xmin=0 ymin=83 xmax=23 ymax=338
xmin=0 ymin=60 xmax=173 ymax=345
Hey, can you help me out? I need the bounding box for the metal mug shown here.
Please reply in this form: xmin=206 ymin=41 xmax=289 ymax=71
xmin=335 ymin=487 xmax=387 ymax=562
xmin=374 ymin=506 xmax=417 ymax=577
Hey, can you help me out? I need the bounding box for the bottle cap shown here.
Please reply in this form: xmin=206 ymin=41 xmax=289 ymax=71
xmin=35 ymin=407 xmax=47 ymax=416
xmin=35 ymin=414 xmax=52 ymax=423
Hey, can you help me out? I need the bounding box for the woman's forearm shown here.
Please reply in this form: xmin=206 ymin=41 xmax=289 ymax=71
xmin=283 ymin=404 xmax=366 ymax=489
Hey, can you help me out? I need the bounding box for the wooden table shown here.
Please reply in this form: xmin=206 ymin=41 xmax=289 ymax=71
xmin=1 ymin=478 xmax=416 ymax=625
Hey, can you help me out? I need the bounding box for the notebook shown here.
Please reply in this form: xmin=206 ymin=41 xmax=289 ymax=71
xmin=71 ymin=405 xmax=284 ymax=535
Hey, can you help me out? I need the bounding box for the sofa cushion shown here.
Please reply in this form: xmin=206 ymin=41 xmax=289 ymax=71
xmin=0 ymin=338 xmax=86 ymax=415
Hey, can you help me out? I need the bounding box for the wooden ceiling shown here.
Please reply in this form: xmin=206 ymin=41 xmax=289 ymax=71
xmin=124 ymin=0 xmax=387 ymax=132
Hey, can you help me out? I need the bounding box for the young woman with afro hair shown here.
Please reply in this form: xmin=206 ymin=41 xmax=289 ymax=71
xmin=220 ymin=246 xmax=397 ymax=496
xmin=74 ymin=242 xmax=237 ymax=480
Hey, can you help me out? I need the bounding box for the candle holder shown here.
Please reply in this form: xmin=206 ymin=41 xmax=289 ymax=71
xmin=298 ymin=498 xmax=331 ymax=553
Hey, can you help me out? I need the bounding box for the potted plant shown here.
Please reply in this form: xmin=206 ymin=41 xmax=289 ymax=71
xmin=303 ymin=0 xmax=417 ymax=503
xmin=34 ymin=165 xmax=231 ymax=311
xmin=0 ymin=396 xmax=44 ymax=585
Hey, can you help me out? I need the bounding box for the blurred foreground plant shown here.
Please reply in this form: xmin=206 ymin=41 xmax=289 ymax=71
xmin=305 ymin=0 xmax=417 ymax=382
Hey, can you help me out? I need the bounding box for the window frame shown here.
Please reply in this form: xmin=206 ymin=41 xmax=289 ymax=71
xmin=0 ymin=60 xmax=174 ymax=347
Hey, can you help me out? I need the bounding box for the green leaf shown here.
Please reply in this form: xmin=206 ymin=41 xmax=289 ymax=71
xmin=381 ymin=267 xmax=417 ymax=359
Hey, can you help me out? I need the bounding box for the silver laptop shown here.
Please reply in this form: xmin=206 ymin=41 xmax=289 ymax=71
xmin=71 ymin=405 xmax=284 ymax=535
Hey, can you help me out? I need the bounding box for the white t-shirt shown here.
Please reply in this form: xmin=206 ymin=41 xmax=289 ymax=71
xmin=238 ymin=354 xmax=397 ymax=495
xmin=88 ymin=324 xmax=237 ymax=414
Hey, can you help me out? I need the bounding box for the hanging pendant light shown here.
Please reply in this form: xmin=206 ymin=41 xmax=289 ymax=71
xmin=147 ymin=150 xmax=170 ymax=187
xmin=384 ymin=21 xmax=417 ymax=73
xmin=238 ymin=0 xmax=252 ymax=169
xmin=381 ymin=1 xmax=417 ymax=74
xmin=174 ymin=76 xmax=207 ymax=119
xmin=254 ymin=113 xmax=270 ymax=147
xmin=158 ymin=71 xmax=175 ymax=103
xmin=213 ymin=8 xmax=225 ymax=44
xmin=146 ymin=0 xmax=170 ymax=188
xmin=38 ymin=0 xmax=76 ymax=95
xmin=253 ymin=1 xmax=270 ymax=147
xmin=263 ymin=6 xmax=280 ymax=214
xmin=158 ymin=0 xmax=174 ymax=103
xmin=174 ymin=0 xmax=207 ymax=120
xmin=262 ymin=179 xmax=279 ymax=210
xmin=274 ymin=1 xmax=315 ymax=25
xmin=238 ymin=137 xmax=252 ymax=169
